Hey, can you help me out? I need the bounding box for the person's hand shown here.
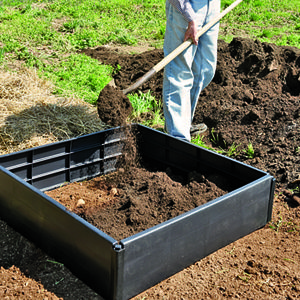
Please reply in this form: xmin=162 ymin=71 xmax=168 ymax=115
xmin=184 ymin=20 xmax=198 ymax=45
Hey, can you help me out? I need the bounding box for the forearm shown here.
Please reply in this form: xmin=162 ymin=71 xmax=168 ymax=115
xmin=168 ymin=0 xmax=197 ymax=22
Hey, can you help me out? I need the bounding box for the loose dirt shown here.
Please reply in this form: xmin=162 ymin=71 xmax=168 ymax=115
xmin=1 ymin=38 xmax=299 ymax=299
xmin=97 ymin=84 xmax=133 ymax=127
xmin=45 ymin=165 xmax=230 ymax=241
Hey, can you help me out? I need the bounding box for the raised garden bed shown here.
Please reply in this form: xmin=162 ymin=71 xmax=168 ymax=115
xmin=0 ymin=124 xmax=275 ymax=300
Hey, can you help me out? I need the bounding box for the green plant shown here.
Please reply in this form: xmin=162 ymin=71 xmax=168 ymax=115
xmin=243 ymin=142 xmax=255 ymax=158
xmin=0 ymin=48 xmax=4 ymax=62
xmin=128 ymin=91 xmax=154 ymax=117
xmin=225 ymin=142 xmax=240 ymax=158
xmin=210 ymin=128 xmax=240 ymax=157
xmin=127 ymin=91 xmax=164 ymax=128
xmin=238 ymin=272 xmax=252 ymax=283
xmin=16 ymin=46 xmax=44 ymax=68
xmin=46 ymin=259 xmax=64 ymax=266
xmin=269 ymin=215 xmax=283 ymax=232
xmin=210 ymin=128 xmax=221 ymax=146
xmin=192 ymin=134 xmax=223 ymax=153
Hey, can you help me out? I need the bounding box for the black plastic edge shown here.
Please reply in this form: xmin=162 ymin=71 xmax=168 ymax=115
xmin=267 ymin=177 xmax=276 ymax=223
xmin=111 ymin=243 xmax=125 ymax=300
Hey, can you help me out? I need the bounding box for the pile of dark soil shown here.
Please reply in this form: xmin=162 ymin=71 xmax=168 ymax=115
xmin=83 ymin=37 xmax=300 ymax=189
xmin=1 ymin=37 xmax=299 ymax=300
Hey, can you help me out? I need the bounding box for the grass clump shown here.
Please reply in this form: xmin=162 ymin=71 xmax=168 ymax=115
xmin=128 ymin=91 xmax=164 ymax=129
xmin=243 ymin=142 xmax=255 ymax=158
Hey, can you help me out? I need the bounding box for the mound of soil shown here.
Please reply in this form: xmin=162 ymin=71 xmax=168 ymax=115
xmin=84 ymin=37 xmax=300 ymax=188
xmin=1 ymin=38 xmax=299 ymax=300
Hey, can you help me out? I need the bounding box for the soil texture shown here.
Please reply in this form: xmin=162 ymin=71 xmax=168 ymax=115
xmin=1 ymin=38 xmax=300 ymax=300
xmin=97 ymin=84 xmax=133 ymax=127
xmin=45 ymin=165 xmax=229 ymax=241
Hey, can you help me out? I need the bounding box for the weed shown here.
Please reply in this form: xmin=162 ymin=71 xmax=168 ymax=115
xmin=16 ymin=46 xmax=43 ymax=68
xmin=225 ymin=246 xmax=235 ymax=255
xmin=225 ymin=142 xmax=241 ymax=158
xmin=215 ymin=267 xmax=229 ymax=274
xmin=55 ymin=277 xmax=65 ymax=285
xmin=192 ymin=134 xmax=220 ymax=152
xmin=46 ymin=259 xmax=64 ymax=266
xmin=261 ymin=29 xmax=274 ymax=38
xmin=0 ymin=48 xmax=4 ymax=62
xmin=283 ymin=258 xmax=296 ymax=263
xmin=128 ymin=91 xmax=164 ymax=128
xmin=243 ymin=142 xmax=255 ymax=158
xmin=128 ymin=91 xmax=154 ymax=117
xmin=269 ymin=214 xmax=283 ymax=232
xmin=210 ymin=129 xmax=241 ymax=157
xmin=210 ymin=128 xmax=220 ymax=146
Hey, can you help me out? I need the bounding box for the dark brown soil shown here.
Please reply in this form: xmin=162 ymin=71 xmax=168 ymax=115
xmin=97 ymin=84 xmax=133 ymax=126
xmin=1 ymin=38 xmax=300 ymax=300
xmin=45 ymin=166 xmax=229 ymax=241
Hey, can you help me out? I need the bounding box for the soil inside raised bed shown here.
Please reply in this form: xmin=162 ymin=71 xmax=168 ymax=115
xmin=45 ymin=159 xmax=234 ymax=241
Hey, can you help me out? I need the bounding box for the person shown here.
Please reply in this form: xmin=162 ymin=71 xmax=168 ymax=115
xmin=163 ymin=0 xmax=220 ymax=142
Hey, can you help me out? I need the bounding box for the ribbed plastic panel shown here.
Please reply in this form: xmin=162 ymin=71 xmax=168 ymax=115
xmin=0 ymin=124 xmax=275 ymax=300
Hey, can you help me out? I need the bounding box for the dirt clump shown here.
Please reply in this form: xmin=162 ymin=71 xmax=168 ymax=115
xmin=97 ymin=84 xmax=133 ymax=126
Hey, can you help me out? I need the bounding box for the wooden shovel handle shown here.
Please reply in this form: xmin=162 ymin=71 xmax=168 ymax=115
xmin=123 ymin=0 xmax=243 ymax=95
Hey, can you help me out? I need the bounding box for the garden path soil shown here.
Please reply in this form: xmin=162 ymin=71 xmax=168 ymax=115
xmin=1 ymin=37 xmax=300 ymax=299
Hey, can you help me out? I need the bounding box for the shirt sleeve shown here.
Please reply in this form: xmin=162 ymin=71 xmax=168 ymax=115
xmin=168 ymin=0 xmax=197 ymax=23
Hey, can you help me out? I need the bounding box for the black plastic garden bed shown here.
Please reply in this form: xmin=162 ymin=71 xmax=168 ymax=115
xmin=0 ymin=124 xmax=275 ymax=300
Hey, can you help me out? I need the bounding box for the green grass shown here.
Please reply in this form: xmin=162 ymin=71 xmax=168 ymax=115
xmin=220 ymin=0 xmax=300 ymax=47
xmin=42 ymin=54 xmax=113 ymax=104
xmin=243 ymin=142 xmax=255 ymax=158
xmin=128 ymin=91 xmax=164 ymax=128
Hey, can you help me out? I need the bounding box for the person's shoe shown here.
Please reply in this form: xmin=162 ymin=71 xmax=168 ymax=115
xmin=190 ymin=123 xmax=208 ymax=137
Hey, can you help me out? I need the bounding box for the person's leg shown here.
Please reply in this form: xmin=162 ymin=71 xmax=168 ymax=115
xmin=190 ymin=0 xmax=220 ymax=119
xmin=163 ymin=0 xmax=219 ymax=141
xmin=163 ymin=1 xmax=197 ymax=142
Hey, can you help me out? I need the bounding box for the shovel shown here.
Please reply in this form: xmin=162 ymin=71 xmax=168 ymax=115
xmin=112 ymin=0 xmax=244 ymax=95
